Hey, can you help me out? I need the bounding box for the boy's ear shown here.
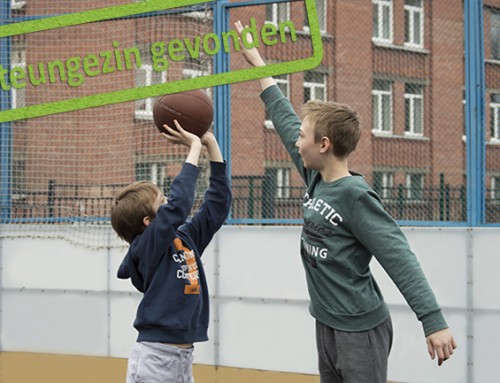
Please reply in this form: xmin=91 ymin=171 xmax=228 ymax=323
xmin=143 ymin=216 xmax=151 ymax=227
xmin=319 ymin=136 xmax=332 ymax=154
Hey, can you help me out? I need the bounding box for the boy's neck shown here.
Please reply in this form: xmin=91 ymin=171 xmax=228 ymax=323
xmin=320 ymin=156 xmax=351 ymax=183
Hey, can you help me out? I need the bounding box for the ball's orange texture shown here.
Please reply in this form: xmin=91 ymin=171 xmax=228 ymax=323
xmin=153 ymin=90 xmax=214 ymax=137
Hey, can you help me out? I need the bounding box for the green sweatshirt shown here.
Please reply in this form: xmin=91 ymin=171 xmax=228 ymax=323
xmin=261 ymin=84 xmax=447 ymax=336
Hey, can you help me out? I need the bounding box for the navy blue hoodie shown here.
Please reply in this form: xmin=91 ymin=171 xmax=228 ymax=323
xmin=117 ymin=161 xmax=231 ymax=344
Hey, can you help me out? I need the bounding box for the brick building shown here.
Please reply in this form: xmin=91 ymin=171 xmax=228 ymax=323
xmin=229 ymin=0 xmax=500 ymax=222
xmin=4 ymin=0 xmax=500 ymax=223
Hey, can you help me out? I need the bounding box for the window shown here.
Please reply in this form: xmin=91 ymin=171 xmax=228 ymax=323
xmin=135 ymin=161 xmax=166 ymax=187
xmin=11 ymin=44 xmax=26 ymax=109
xmin=135 ymin=45 xmax=167 ymax=120
xmin=373 ymin=172 xmax=394 ymax=199
xmin=304 ymin=71 xmax=326 ymax=103
xmin=405 ymin=84 xmax=424 ymax=136
xmin=266 ymin=2 xmax=290 ymax=25
xmin=372 ymin=80 xmax=392 ymax=133
xmin=183 ymin=58 xmax=211 ymax=97
xmin=491 ymin=10 xmax=500 ymax=60
xmin=492 ymin=176 xmax=500 ymax=200
xmin=372 ymin=0 xmax=393 ymax=43
xmin=490 ymin=93 xmax=500 ymax=142
xmin=304 ymin=0 xmax=326 ymax=33
xmin=404 ymin=0 xmax=423 ymax=48
xmin=182 ymin=57 xmax=210 ymax=80
xmin=12 ymin=157 xmax=25 ymax=198
xmin=11 ymin=0 xmax=26 ymax=10
xmin=406 ymin=173 xmax=424 ymax=200
xmin=264 ymin=167 xmax=290 ymax=199
xmin=276 ymin=168 xmax=290 ymax=199
xmin=265 ymin=74 xmax=289 ymax=129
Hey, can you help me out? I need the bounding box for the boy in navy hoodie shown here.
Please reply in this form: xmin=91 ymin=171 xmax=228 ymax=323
xmin=111 ymin=120 xmax=231 ymax=383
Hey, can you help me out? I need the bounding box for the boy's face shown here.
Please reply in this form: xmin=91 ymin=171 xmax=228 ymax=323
xmin=296 ymin=116 xmax=322 ymax=169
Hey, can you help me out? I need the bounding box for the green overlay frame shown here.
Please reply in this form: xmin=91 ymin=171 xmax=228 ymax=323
xmin=0 ymin=0 xmax=323 ymax=122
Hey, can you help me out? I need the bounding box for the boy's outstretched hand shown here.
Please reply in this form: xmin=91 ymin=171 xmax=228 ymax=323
xmin=235 ymin=20 xmax=275 ymax=91
xmin=235 ymin=20 xmax=266 ymax=68
xmin=426 ymin=328 xmax=457 ymax=366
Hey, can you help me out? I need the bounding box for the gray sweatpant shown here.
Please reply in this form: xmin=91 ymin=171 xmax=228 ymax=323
xmin=315 ymin=318 xmax=393 ymax=383
xmin=126 ymin=342 xmax=194 ymax=383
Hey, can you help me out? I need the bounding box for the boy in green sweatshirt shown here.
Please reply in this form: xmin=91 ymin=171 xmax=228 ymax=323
xmin=235 ymin=21 xmax=456 ymax=383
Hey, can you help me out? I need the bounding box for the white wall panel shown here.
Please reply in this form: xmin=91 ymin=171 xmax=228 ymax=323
xmin=1 ymin=225 xmax=499 ymax=383
xmin=2 ymin=290 xmax=108 ymax=355
xmin=217 ymin=299 xmax=316 ymax=374
xmin=217 ymin=226 xmax=308 ymax=300
xmin=387 ymin=308 xmax=467 ymax=383
xmin=2 ymin=237 xmax=108 ymax=291
xmin=371 ymin=227 xmax=468 ymax=308
xmin=109 ymin=247 xmax=136 ymax=293
xmin=474 ymin=312 xmax=500 ymax=383
xmin=109 ymin=293 xmax=141 ymax=358
xmin=472 ymin=229 xmax=500 ymax=310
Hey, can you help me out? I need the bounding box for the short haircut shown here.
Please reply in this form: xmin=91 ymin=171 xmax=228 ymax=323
xmin=301 ymin=100 xmax=361 ymax=158
xmin=111 ymin=181 xmax=160 ymax=244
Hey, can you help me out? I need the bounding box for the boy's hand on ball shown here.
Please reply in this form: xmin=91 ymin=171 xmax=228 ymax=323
xmin=162 ymin=120 xmax=201 ymax=148
xmin=200 ymin=131 xmax=216 ymax=146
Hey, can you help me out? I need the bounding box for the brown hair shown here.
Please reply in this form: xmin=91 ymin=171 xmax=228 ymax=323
xmin=301 ymin=100 xmax=361 ymax=158
xmin=111 ymin=181 xmax=160 ymax=244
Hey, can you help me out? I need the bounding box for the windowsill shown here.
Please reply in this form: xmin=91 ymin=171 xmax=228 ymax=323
xmin=182 ymin=11 xmax=213 ymax=21
xmin=300 ymin=26 xmax=329 ymax=37
xmin=264 ymin=120 xmax=275 ymax=130
xmin=485 ymin=58 xmax=500 ymax=65
xmin=372 ymin=130 xmax=429 ymax=141
xmin=372 ymin=40 xmax=429 ymax=54
xmin=463 ymin=137 xmax=500 ymax=145
xmin=134 ymin=111 xmax=153 ymax=121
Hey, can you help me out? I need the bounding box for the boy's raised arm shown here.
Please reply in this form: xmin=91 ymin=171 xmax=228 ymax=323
xmin=201 ymin=131 xmax=223 ymax=163
xmin=235 ymin=20 xmax=275 ymax=92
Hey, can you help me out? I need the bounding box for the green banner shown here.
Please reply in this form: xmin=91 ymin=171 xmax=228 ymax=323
xmin=0 ymin=0 xmax=323 ymax=122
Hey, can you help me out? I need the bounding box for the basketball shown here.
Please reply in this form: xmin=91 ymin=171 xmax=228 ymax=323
xmin=153 ymin=89 xmax=214 ymax=137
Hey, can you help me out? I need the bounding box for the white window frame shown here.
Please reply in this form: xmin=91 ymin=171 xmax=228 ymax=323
xmin=462 ymin=92 xmax=466 ymax=140
xmin=492 ymin=177 xmax=500 ymax=200
xmin=135 ymin=43 xmax=167 ymax=120
xmin=491 ymin=10 xmax=500 ymax=61
xmin=406 ymin=173 xmax=424 ymax=200
xmin=372 ymin=81 xmax=393 ymax=134
xmin=135 ymin=63 xmax=167 ymax=120
xmin=304 ymin=71 xmax=326 ymax=102
xmin=490 ymin=94 xmax=500 ymax=143
xmin=405 ymin=84 xmax=424 ymax=136
xmin=372 ymin=0 xmax=393 ymax=44
xmin=11 ymin=46 xmax=26 ymax=110
xmin=374 ymin=171 xmax=394 ymax=200
xmin=276 ymin=168 xmax=291 ymax=199
xmin=404 ymin=0 xmax=424 ymax=48
xmin=303 ymin=0 xmax=327 ymax=34
xmin=265 ymin=74 xmax=290 ymax=129
xmin=266 ymin=2 xmax=290 ymax=25
xmin=11 ymin=0 xmax=26 ymax=10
